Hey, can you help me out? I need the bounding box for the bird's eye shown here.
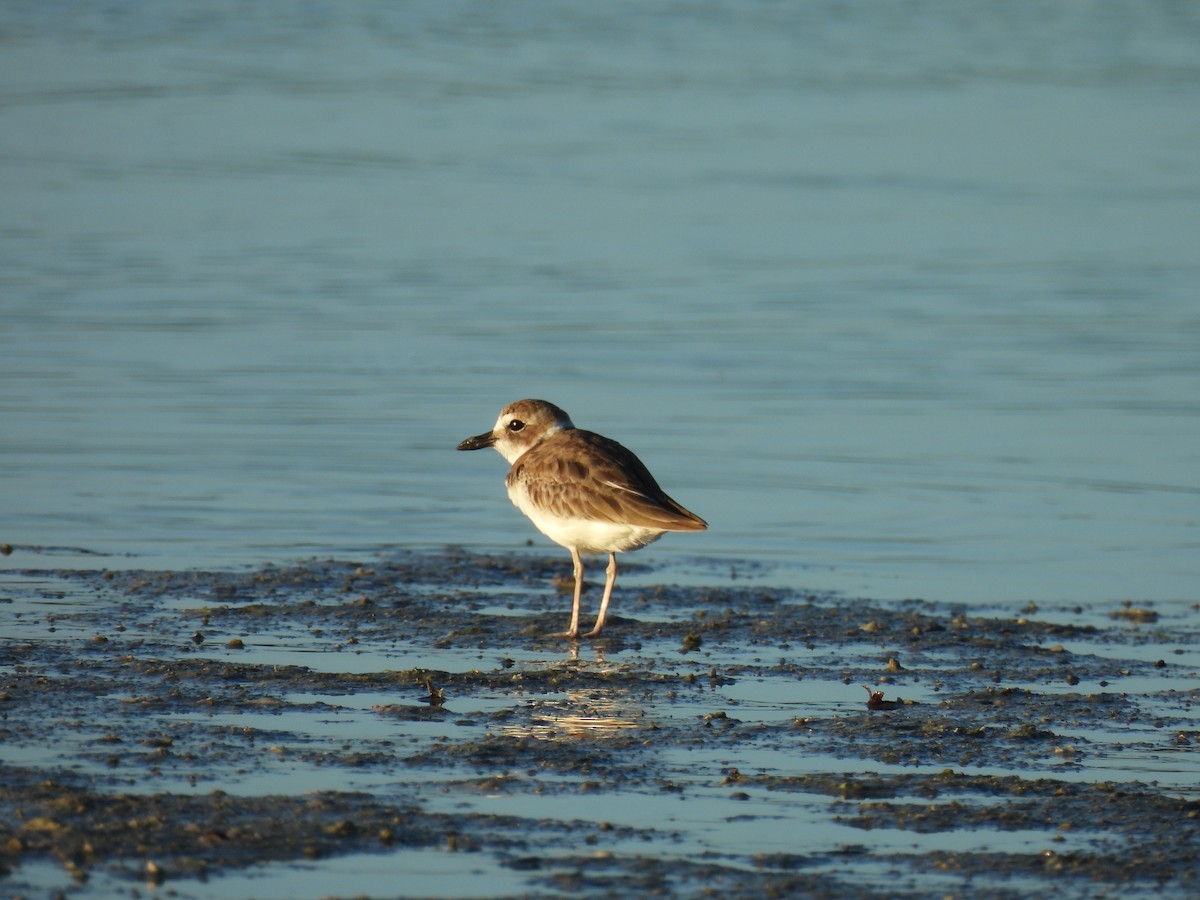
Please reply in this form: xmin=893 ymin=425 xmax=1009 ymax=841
xmin=508 ymin=419 xmax=525 ymax=432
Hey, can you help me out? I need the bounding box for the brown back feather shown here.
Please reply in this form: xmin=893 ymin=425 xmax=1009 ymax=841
xmin=507 ymin=429 xmax=707 ymax=531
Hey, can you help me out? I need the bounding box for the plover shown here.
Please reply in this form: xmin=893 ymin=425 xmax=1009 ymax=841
xmin=457 ymin=399 xmax=707 ymax=638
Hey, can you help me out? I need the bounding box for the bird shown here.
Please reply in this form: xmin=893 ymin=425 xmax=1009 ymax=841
xmin=457 ymin=399 xmax=707 ymax=638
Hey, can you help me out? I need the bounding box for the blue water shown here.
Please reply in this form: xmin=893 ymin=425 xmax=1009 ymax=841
xmin=2 ymin=2 xmax=1198 ymax=607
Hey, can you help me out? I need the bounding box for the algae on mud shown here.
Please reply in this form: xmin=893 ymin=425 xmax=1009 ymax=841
xmin=1 ymin=548 xmax=1197 ymax=898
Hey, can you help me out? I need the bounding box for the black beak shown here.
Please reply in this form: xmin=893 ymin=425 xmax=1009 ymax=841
xmin=457 ymin=431 xmax=496 ymax=451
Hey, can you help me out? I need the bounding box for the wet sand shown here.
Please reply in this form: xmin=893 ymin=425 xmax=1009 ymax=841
xmin=1 ymin=549 xmax=1197 ymax=898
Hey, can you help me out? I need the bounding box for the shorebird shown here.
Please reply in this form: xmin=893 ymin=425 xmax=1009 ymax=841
xmin=457 ymin=399 xmax=707 ymax=638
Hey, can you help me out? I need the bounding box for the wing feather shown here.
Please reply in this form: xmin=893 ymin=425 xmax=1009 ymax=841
xmin=506 ymin=430 xmax=706 ymax=532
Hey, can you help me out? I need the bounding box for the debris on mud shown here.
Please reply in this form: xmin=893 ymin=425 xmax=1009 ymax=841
xmin=1 ymin=548 xmax=1197 ymax=897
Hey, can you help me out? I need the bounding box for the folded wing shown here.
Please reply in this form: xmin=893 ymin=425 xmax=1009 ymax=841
xmin=507 ymin=430 xmax=707 ymax=532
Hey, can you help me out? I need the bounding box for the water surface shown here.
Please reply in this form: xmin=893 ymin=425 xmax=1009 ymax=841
xmin=2 ymin=2 xmax=1198 ymax=608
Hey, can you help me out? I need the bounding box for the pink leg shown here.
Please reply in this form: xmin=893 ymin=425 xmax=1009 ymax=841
xmin=584 ymin=552 xmax=618 ymax=638
xmin=554 ymin=547 xmax=584 ymax=639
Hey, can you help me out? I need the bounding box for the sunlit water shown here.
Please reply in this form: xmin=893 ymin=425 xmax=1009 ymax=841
xmin=2 ymin=3 xmax=1198 ymax=612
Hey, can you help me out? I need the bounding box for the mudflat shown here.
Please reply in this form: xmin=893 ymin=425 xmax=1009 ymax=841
xmin=2 ymin=549 xmax=1197 ymax=898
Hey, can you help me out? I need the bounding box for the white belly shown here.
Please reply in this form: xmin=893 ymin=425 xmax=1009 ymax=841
xmin=508 ymin=484 xmax=665 ymax=554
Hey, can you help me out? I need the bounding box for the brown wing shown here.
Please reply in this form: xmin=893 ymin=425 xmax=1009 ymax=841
xmin=507 ymin=430 xmax=707 ymax=531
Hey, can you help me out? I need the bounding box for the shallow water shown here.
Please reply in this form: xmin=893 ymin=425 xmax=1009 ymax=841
xmin=1 ymin=1 xmax=1198 ymax=609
